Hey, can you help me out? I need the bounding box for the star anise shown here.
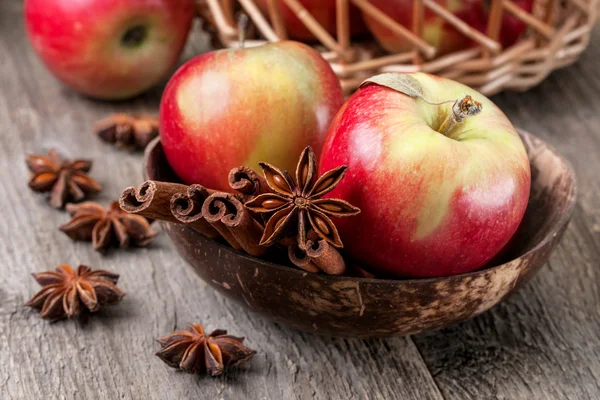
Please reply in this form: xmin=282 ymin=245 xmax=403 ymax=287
xmin=59 ymin=201 xmax=157 ymax=253
xmin=26 ymin=149 xmax=102 ymax=208
xmin=26 ymin=264 xmax=124 ymax=321
xmin=245 ymin=147 xmax=360 ymax=250
xmin=94 ymin=113 xmax=159 ymax=150
xmin=156 ymin=324 xmax=256 ymax=376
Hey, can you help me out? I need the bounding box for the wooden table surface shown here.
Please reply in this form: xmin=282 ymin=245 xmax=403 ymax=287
xmin=2 ymin=2 xmax=599 ymax=399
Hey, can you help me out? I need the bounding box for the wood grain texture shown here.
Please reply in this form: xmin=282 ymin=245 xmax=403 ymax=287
xmin=0 ymin=2 xmax=441 ymax=400
xmin=0 ymin=1 xmax=598 ymax=399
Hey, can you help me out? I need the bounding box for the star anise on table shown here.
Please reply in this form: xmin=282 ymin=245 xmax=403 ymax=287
xmin=94 ymin=113 xmax=159 ymax=150
xmin=60 ymin=201 xmax=157 ymax=253
xmin=245 ymin=147 xmax=360 ymax=250
xmin=26 ymin=149 xmax=102 ymax=208
xmin=26 ymin=264 xmax=124 ymax=321
xmin=156 ymin=324 xmax=256 ymax=376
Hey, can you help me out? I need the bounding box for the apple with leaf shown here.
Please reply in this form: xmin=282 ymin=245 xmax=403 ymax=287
xmin=320 ymin=73 xmax=531 ymax=278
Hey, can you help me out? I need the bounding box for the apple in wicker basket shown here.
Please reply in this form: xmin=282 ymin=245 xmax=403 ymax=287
xmin=255 ymin=0 xmax=367 ymax=40
xmin=319 ymin=73 xmax=531 ymax=278
xmin=363 ymin=0 xmax=534 ymax=55
xmin=24 ymin=0 xmax=195 ymax=99
xmin=159 ymin=41 xmax=344 ymax=191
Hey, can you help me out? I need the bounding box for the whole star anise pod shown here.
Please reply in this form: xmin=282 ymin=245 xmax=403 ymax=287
xmin=60 ymin=201 xmax=157 ymax=253
xmin=26 ymin=149 xmax=102 ymax=208
xmin=245 ymin=147 xmax=360 ymax=249
xmin=156 ymin=324 xmax=256 ymax=376
xmin=26 ymin=264 xmax=124 ymax=321
xmin=94 ymin=113 xmax=159 ymax=150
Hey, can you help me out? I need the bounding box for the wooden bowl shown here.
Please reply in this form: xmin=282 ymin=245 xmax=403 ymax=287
xmin=145 ymin=130 xmax=576 ymax=338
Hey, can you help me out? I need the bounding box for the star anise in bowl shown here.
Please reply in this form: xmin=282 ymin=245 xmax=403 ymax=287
xmin=26 ymin=264 xmax=124 ymax=321
xmin=60 ymin=201 xmax=157 ymax=253
xmin=156 ymin=324 xmax=256 ymax=376
xmin=245 ymin=146 xmax=360 ymax=250
xmin=26 ymin=149 xmax=102 ymax=208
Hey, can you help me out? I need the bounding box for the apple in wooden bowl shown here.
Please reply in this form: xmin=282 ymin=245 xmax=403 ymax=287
xmin=143 ymin=128 xmax=575 ymax=338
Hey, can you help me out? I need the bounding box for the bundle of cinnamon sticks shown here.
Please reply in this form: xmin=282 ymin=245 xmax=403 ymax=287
xmin=119 ymin=166 xmax=348 ymax=275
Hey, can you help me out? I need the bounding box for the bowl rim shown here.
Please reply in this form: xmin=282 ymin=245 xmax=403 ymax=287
xmin=147 ymin=129 xmax=577 ymax=285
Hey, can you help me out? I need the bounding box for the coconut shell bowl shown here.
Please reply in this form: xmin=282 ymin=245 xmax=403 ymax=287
xmin=144 ymin=130 xmax=576 ymax=338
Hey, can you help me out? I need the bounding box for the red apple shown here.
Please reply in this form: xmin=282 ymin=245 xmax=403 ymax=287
xmin=159 ymin=41 xmax=344 ymax=192
xmin=255 ymin=0 xmax=367 ymax=41
xmin=24 ymin=0 xmax=195 ymax=100
xmin=319 ymin=73 xmax=531 ymax=278
xmin=363 ymin=0 xmax=534 ymax=55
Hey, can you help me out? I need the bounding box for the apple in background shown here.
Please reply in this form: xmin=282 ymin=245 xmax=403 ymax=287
xmin=24 ymin=0 xmax=195 ymax=100
xmin=255 ymin=0 xmax=367 ymax=41
xmin=363 ymin=0 xmax=534 ymax=55
xmin=159 ymin=41 xmax=344 ymax=192
xmin=319 ymin=73 xmax=531 ymax=278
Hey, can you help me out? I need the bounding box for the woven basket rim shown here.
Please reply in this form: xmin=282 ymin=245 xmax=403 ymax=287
xmin=196 ymin=0 xmax=598 ymax=95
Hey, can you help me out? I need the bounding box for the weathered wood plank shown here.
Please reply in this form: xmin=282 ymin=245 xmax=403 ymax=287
xmin=0 ymin=3 xmax=443 ymax=399
xmin=1 ymin=1 xmax=599 ymax=399
xmin=412 ymin=27 xmax=600 ymax=400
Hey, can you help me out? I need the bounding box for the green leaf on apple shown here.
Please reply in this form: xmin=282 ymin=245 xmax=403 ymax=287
xmin=360 ymin=73 xmax=424 ymax=99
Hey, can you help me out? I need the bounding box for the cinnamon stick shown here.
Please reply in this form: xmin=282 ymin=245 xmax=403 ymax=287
xmin=287 ymin=243 xmax=320 ymax=273
xmin=228 ymin=166 xmax=268 ymax=202
xmin=198 ymin=194 xmax=241 ymax=250
xmin=202 ymin=192 xmax=267 ymax=257
xmin=288 ymin=239 xmax=346 ymax=275
xmin=170 ymin=184 xmax=220 ymax=239
xmin=119 ymin=180 xmax=188 ymax=223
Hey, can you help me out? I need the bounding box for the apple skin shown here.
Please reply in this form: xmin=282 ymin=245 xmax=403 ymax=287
xmin=363 ymin=0 xmax=534 ymax=55
xmin=159 ymin=41 xmax=344 ymax=192
xmin=255 ymin=0 xmax=367 ymax=41
xmin=24 ymin=0 xmax=195 ymax=100
xmin=319 ymin=73 xmax=531 ymax=278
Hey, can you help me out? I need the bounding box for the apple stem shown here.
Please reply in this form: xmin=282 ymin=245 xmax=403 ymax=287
xmin=238 ymin=14 xmax=249 ymax=49
xmin=438 ymin=95 xmax=483 ymax=137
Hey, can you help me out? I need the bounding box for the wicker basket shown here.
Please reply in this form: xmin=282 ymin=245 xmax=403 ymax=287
xmin=196 ymin=0 xmax=598 ymax=96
